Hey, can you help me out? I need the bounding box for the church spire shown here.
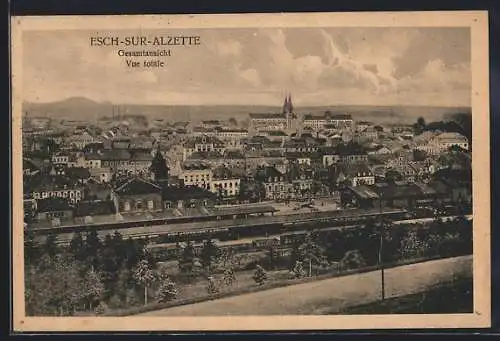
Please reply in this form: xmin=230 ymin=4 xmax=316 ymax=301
xmin=282 ymin=93 xmax=289 ymax=114
xmin=287 ymin=93 xmax=293 ymax=113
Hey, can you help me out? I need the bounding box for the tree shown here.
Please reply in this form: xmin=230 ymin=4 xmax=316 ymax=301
xmin=82 ymin=268 xmax=104 ymax=310
xmin=199 ymin=239 xmax=220 ymax=273
xmin=69 ymin=232 xmax=85 ymax=261
xmin=27 ymin=254 xmax=86 ymax=315
xmin=43 ymin=232 xmax=59 ymax=258
xmin=252 ymin=265 xmax=267 ymax=286
xmin=24 ymin=227 xmax=38 ymax=265
xmin=206 ymin=276 xmax=219 ymax=296
xmin=157 ymin=276 xmax=178 ymax=303
xmin=223 ymin=266 xmax=236 ymax=286
xmin=399 ymin=229 xmax=429 ymax=259
xmin=132 ymin=259 xmax=157 ymax=305
xmin=289 ymin=240 xmax=302 ymax=270
xmin=292 ymin=261 xmax=306 ymax=278
xmin=267 ymin=246 xmax=280 ymax=269
xmin=84 ymin=229 xmax=102 ymax=270
xmin=299 ymin=232 xmax=323 ymax=276
xmin=417 ymin=117 xmax=426 ymax=128
xmin=179 ymin=241 xmax=196 ymax=273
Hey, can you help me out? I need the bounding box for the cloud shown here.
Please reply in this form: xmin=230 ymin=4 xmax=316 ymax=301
xmin=399 ymin=59 xmax=471 ymax=93
xmin=21 ymin=27 xmax=471 ymax=107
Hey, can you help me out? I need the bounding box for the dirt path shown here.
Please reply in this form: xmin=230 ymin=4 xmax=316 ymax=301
xmin=138 ymin=256 xmax=472 ymax=316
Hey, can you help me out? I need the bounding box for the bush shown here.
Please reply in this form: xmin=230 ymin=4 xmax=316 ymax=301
xmin=292 ymin=261 xmax=306 ymax=278
xmin=157 ymin=280 xmax=178 ymax=303
xmin=252 ymin=265 xmax=268 ymax=286
xmin=94 ymin=301 xmax=109 ymax=315
xmin=340 ymin=250 xmax=366 ymax=270
xmin=206 ymin=276 xmax=219 ymax=296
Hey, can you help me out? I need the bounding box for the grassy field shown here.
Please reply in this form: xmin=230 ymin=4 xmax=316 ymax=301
xmin=138 ymin=255 xmax=472 ymax=316
xmin=336 ymin=278 xmax=473 ymax=314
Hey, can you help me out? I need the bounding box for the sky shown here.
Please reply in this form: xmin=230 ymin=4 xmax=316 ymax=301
xmin=22 ymin=27 xmax=471 ymax=107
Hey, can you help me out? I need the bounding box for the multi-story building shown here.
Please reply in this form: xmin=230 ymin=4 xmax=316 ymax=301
xmin=210 ymin=166 xmax=241 ymax=197
xmin=302 ymin=112 xmax=354 ymax=131
xmin=321 ymin=142 xmax=368 ymax=167
xmin=181 ymin=163 xmax=213 ymax=190
xmin=334 ymin=163 xmax=375 ymax=187
xmin=51 ymin=152 xmax=69 ymax=166
xmin=415 ymin=132 xmax=469 ymax=155
xmin=30 ymin=179 xmax=84 ymax=204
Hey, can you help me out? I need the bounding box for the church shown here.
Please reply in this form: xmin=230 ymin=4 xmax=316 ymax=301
xmin=249 ymin=94 xmax=298 ymax=133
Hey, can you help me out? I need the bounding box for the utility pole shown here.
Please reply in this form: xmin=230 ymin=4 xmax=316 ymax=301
xmin=378 ymin=193 xmax=385 ymax=301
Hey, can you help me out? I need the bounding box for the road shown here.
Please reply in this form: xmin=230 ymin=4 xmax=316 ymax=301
xmin=138 ymin=255 xmax=472 ymax=316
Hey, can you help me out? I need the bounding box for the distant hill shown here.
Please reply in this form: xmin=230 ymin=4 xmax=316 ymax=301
xmin=22 ymin=97 xmax=471 ymax=125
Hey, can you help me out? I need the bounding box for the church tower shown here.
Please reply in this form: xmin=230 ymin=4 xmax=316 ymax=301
xmin=150 ymin=148 xmax=170 ymax=185
xmin=282 ymin=93 xmax=295 ymax=130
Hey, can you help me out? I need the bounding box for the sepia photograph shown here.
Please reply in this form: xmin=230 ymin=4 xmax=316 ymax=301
xmin=10 ymin=11 xmax=490 ymax=331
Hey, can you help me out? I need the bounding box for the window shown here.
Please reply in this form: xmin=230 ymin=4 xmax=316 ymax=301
xmin=148 ymin=200 xmax=154 ymax=210
xmin=124 ymin=201 xmax=130 ymax=211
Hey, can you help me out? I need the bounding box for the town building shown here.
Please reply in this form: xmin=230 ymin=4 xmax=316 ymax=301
xmin=210 ymin=166 xmax=241 ymax=198
xmin=111 ymin=177 xmax=163 ymax=214
xmin=181 ymin=163 xmax=213 ymax=190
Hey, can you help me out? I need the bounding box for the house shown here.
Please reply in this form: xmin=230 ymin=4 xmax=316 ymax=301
xmin=73 ymin=200 xmax=116 ymax=224
xmin=23 ymin=158 xmax=40 ymax=176
xmin=35 ymin=197 xmax=73 ymax=222
xmin=210 ymin=166 xmax=241 ymax=198
xmin=29 ymin=176 xmax=84 ymax=204
xmin=182 ymin=135 xmax=225 ymax=160
xmin=356 ymin=121 xmax=373 ymax=133
xmin=162 ymin=186 xmax=217 ymax=209
xmin=86 ymin=181 xmax=113 ymax=200
xmin=111 ymin=177 xmax=163 ymax=214
xmin=325 ymin=113 xmax=353 ymax=130
xmin=181 ymin=163 xmax=213 ymax=190
xmin=66 ymin=130 xmax=98 ymax=149
xmin=255 ymin=166 xmax=293 ymax=200
xmin=356 ymin=126 xmax=379 ymax=142
xmin=65 ymin=167 xmax=91 ymax=184
xmin=415 ymin=132 xmax=469 ymax=155
xmin=89 ymin=167 xmax=112 ymax=183
xmin=51 ymin=152 xmax=69 ymax=165
xmin=302 ymin=114 xmax=328 ymax=131
xmin=201 ymin=120 xmax=223 ymax=129
xmin=322 ymin=142 xmax=368 ymax=166
xmin=333 ymin=163 xmax=375 ymax=187
xmin=367 ymin=145 xmax=393 ymax=155
xmin=215 ymin=127 xmax=248 ymax=140
xmin=435 ymin=132 xmax=469 ymax=151
xmin=223 ymin=150 xmax=246 ymax=169
xmin=84 ymin=153 xmax=103 ymax=168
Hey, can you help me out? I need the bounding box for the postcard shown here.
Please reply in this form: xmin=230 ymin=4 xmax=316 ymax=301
xmin=11 ymin=11 xmax=491 ymax=331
